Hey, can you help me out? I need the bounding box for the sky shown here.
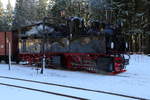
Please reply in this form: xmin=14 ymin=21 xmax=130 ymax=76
xmin=2 ymin=0 xmax=16 ymax=8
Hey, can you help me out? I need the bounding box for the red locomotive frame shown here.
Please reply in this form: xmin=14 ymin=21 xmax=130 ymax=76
xmin=18 ymin=52 xmax=127 ymax=75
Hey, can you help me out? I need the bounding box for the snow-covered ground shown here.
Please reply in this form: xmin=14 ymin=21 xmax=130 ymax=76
xmin=0 ymin=54 xmax=150 ymax=100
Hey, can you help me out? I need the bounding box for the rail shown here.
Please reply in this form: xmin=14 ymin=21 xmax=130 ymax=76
xmin=0 ymin=75 xmax=148 ymax=100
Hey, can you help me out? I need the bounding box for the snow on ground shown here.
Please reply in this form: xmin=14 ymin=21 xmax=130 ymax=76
xmin=0 ymin=85 xmax=74 ymax=100
xmin=0 ymin=78 xmax=134 ymax=100
xmin=0 ymin=54 xmax=150 ymax=100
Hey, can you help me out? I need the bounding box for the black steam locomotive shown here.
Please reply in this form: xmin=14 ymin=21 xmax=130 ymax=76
xmin=18 ymin=17 xmax=129 ymax=75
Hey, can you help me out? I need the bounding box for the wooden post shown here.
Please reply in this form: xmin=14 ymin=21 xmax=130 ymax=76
xmin=41 ymin=54 xmax=45 ymax=74
xmin=8 ymin=41 xmax=11 ymax=70
xmin=41 ymin=17 xmax=46 ymax=74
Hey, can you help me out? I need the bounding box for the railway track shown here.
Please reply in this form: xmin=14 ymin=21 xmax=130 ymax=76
xmin=0 ymin=75 xmax=149 ymax=100
xmin=0 ymin=82 xmax=87 ymax=100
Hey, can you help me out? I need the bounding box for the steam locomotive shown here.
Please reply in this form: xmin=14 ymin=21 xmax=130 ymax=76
xmin=1 ymin=17 xmax=129 ymax=74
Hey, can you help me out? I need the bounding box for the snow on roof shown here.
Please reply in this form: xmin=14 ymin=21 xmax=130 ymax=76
xmin=25 ymin=25 xmax=54 ymax=36
xmin=71 ymin=17 xmax=83 ymax=21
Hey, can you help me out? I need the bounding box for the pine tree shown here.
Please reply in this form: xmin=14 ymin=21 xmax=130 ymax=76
xmin=47 ymin=0 xmax=55 ymax=17
xmin=13 ymin=0 xmax=25 ymax=29
xmin=26 ymin=0 xmax=37 ymax=24
xmin=0 ymin=0 xmax=3 ymax=16
xmin=0 ymin=0 xmax=4 ymax=30
xmin=49 ymin=0 xmax=89 ymax=18
xmin=142 ymin=0 xmax=150 ymax=33
xmin=36 ymin=0 xmax=48 ymax=21
xmin=111 ymin=0 xmax=147 ymax=33
xmin=4 ymin=0 xmax=13 ymax=30
xmin=50 ymin=0 xmax=69 ymax=17
xmin=89 ymin=0 xmax=109 ymax=20
xmin=13 ymin=0 xmax=37 ymax=29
